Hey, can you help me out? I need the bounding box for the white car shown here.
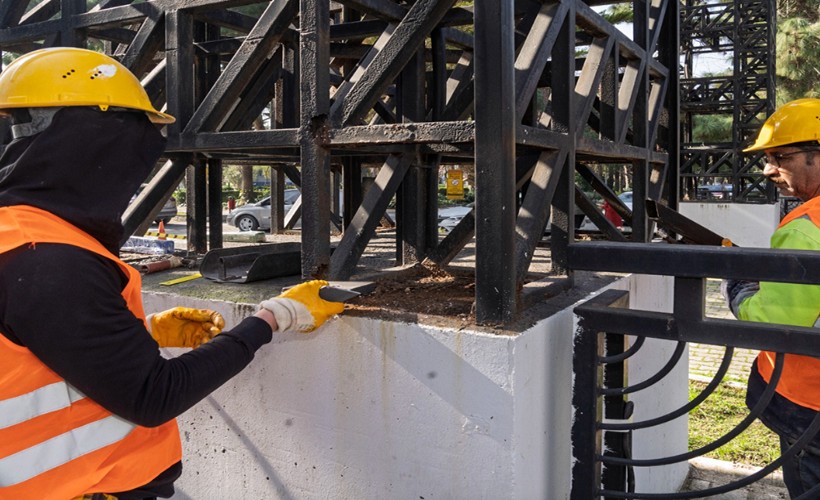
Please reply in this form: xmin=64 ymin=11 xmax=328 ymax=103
xmin=616 ymin=191 xmax=633 ymax=209
xmin=227 ymin=189 xmax=300 ymax=231
xmin=437 ymin=203 xmax=474 ymax=233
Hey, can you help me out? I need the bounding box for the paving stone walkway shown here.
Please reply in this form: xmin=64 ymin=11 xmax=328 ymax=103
xmin=689 ymin=280 xmax=758 ymax=385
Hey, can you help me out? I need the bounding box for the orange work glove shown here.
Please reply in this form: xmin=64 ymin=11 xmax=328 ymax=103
xmin=146 ymin=307 xmax=225 ymax=347
xmin=258 ymin=280 xmax=345 ymax=333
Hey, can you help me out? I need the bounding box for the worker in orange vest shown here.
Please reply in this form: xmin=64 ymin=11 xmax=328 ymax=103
xmin=0 ymin=48 xmax=344 ymax=499
xmin=723 ymin=98 xmax=820 ymax=498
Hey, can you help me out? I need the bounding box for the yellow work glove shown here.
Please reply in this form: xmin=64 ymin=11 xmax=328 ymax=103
xmin=259 ymin=280 xmax=345 ymax=333
xmin=146 ymin=307 xmax=225 ymax=348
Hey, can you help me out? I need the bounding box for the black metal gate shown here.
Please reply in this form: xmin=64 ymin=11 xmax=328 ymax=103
xmin=569 ymin=242 xmax=820 ymax=498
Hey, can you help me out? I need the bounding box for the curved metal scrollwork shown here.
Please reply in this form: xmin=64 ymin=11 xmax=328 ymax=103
xmin=572 ymin=281 xmax=820 ymax=499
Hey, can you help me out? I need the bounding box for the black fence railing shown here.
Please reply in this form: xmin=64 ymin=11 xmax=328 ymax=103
xmin=568 ymin=242 xmax=820 ymax=499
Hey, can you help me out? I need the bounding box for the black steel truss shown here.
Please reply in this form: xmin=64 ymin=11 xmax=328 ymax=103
xmin=680 ymin=0 xmax=776 ymax=203
xmin=0 ymin=0 xmax=679 ymax=323
xmin=3 ymin=3 xmax=807 ymax=496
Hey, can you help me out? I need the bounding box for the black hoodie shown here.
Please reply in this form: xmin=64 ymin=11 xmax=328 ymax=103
xmin=0 ymin=108 xmax=272 ymax=498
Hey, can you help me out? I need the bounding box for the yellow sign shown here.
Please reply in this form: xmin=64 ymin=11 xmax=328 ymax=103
xmin=446 ymin=169 xmax=464 ymax=200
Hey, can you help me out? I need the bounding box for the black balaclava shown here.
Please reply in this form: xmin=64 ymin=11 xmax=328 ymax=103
xmin=0 ymin=107 xmax=166 ymax=253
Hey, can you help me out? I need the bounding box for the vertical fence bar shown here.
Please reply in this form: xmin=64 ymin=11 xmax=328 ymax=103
xmin=602 ymin=330 xmax=633 ymax=494
xmin=571 ymin=315 xmax=604 ymax=500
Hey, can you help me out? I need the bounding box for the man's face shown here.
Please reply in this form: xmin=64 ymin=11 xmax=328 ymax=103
xmin=763 ymin=146 xmax=820 ymax=201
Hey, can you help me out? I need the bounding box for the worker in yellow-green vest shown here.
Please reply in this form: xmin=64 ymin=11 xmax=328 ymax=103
xmin=723 ymin=98 xmax=820 ymax=498
xmin=0 ymin=47 xmax=344 ymax=499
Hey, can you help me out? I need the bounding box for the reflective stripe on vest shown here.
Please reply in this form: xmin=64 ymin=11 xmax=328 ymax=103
xmin=0 ymin=381 xmax=85 ymax=430
xmin=0 ymin=415 xmax=136 ymax=487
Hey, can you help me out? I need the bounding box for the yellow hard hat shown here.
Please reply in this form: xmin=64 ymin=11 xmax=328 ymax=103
xmin=0 ymin=47 xmax=174 ymax=124
xmin=744 ymin=98 xmax=820 ymax=152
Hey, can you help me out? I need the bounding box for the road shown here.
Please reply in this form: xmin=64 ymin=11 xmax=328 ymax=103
xmin=148 ymin=219 xmax=238 ymax=238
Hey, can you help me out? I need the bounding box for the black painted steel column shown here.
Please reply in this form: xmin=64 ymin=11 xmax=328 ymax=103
xmin=474 ymin=0 xmax=516 ymax=324
xmin=299 ymin=0 xmax=331 ymax=278
xmin=165 ymin=10 xmax=202 ymax=252
xmin=549 ymin=1 xmax=576 ymax=277
xmin=397 ymin=50 xmax=428 ymax=266
xmin=271 ymin=167 xmax=286 ymax=234
xmin=60 ymin=0 xmax=85 ymax=47
xmin=208 ymin=159 xmax=222 ymax=250
xmin=632 ymin=0 xmax=650 ymax=242
xmin=660 ymin=0 xmax=680 ymax=210
xmin=187 ymin=162 xmax=207 ymax=254
xmin=201 ymin=21 xmax=222 ymax=251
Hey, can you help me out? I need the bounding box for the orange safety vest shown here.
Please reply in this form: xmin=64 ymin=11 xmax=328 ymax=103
xmin=756 ymin=197 xmax=820 ymax=410
xmin=0 ymin=205 xmax=181 ymax=498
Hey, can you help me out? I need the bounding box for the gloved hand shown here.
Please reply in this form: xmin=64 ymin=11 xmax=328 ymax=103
xmin=259 ymin=280 xmax=345 ymax=333
xmin=146 ymin=307 xmax=225 ymax=348
xmin=720 ymin=279 xmax=760 ymax=318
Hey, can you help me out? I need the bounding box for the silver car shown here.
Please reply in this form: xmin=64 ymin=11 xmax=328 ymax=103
xmin=228 ymin=189 xmax=300 ymax=231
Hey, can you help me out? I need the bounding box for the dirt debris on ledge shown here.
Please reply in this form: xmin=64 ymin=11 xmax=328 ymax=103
xmin=345 ymin=264 xmax=478 ymax=328
xmin=341 ymin=260 xmax=623 ymax=334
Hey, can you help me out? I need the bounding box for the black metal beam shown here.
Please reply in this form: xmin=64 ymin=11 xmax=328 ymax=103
xmin=396 ymin=49 xmax=430 ymax=266
xmin=184 ymin=0 xmax=298 ymax=134
xmin=568 ymin=242 xmax=820 ymax=284
xmin=514 ymin=1 xmax=569 ymax=121
xmin=331 ymin=0 xmax=457 ymax=127
xmin=329 ymin=154 xmax=412 ymax=279
xmin=121 ymin=13 xmax=165 ymax=77
xmin=514 ymin=150 xmax=566 ymax=280
xmin=575 ymin=289 xmax=820 ymax=358
xmin=121 ymin=159 xmax=189 ymax=243
xmin=299 ymin=0 xmax=332 ymax=278
xmin=0 ymin=0 xmax=29 ymax=28
xmin=474 ymin=0 xmax=516 ymax=323
xmin=548 ymin=0 xmax=576 ymax=276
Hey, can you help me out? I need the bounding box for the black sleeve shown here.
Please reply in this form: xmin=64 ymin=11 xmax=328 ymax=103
xmin=0 ymin=244 xmax=273 ymax=427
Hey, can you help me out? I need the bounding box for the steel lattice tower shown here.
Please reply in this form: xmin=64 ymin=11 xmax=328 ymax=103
xmin=680 ymin=0 xmax=777 ymax=203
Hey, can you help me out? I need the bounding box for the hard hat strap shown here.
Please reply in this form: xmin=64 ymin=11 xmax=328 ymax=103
xmin=10 ymin=107 xmax=61 ymax=139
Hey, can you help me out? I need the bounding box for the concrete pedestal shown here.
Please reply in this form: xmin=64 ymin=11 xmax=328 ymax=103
xmin=142 ymin=273 xmax=687 ymax=499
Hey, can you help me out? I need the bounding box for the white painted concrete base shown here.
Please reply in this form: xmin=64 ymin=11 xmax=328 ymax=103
xmin=143 ymin=273 xmax=687 ymax=499
xmin=679 ymin=202 xmax=780 ymax=248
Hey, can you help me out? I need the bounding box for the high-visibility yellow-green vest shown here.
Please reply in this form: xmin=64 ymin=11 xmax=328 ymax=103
xmin=742 ymin=197 xmax=820 ymax=410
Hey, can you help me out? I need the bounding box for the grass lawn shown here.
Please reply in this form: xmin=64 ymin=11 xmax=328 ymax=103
xmin=688 ymin=379 xmax=780 ymax=467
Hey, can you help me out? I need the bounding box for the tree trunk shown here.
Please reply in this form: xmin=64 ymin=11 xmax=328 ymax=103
xmin=240 ymin=166 xmax=255 ymax=203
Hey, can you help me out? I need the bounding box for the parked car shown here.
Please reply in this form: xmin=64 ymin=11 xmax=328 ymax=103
xmin=437 ymin=202 xmax=474 ymax=233
xmin=438 ymin=215 xmax=464 ymax=234
xmin=696 ymin=183 xmax=733 ymax=201
xmin=616 ymin=191 xmax=633 ymax=208
xmin=227 ymin=189 xmax=301 ymax=231
xmin=155 ymin=197 xmax=178 ymax=225
xmin=130 ymin=185 xmax=178 ymax=224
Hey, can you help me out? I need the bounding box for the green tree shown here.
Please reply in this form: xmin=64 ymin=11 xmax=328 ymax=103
xmin=691 ymin=115 xmax=733 ymax=143
xmin=775 ymin=16 xmax=820 ymax=103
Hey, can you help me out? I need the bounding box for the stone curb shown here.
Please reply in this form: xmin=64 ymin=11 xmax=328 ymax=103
xmin=688 ymin=456 xmax=786 ymax=487
xmin=689 ymin=373 xmax=747 ymax=389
